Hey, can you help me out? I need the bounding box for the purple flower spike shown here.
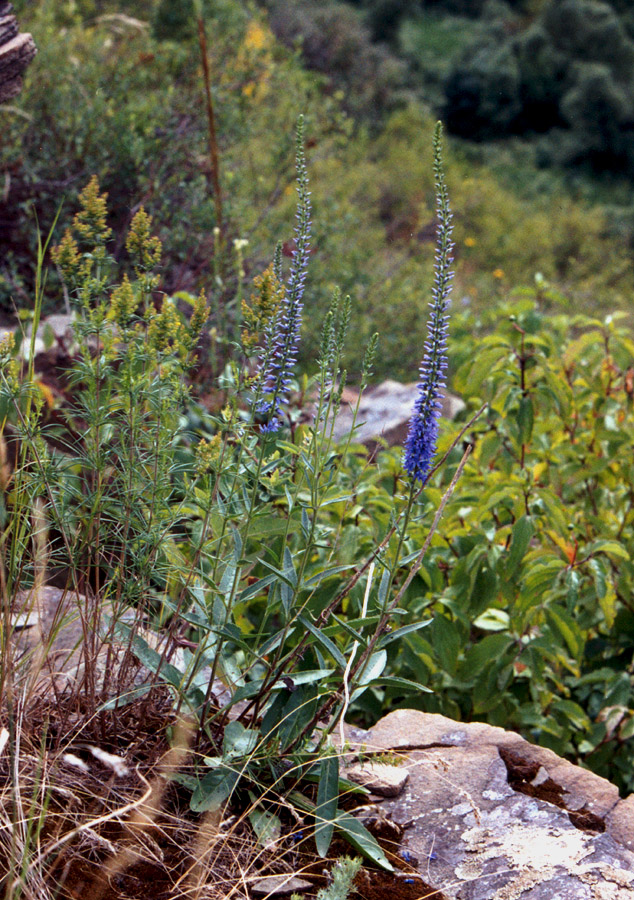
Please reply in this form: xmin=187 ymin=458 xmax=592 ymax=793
xmin=254 ymin=116 xmax=311 ymax=432
xmin=404 ymin=122 xmax=454 ymax=483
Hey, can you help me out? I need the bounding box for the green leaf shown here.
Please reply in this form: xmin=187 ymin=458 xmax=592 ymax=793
xmin=587 ymin=540 xmax=630 ymax=562
xmin=357 ymin=649 xmax=387 ymax=685
xmin=505 ymin=516 xmax=534 ymax=577
xmin=372 ymin=675 xmax=433 ymax=694
xmin=517 ymin=396 xmax=534 ymax=444
xmin=431 ymin=615 xmax=461 ymax=675
xmin=463 ymin=634 xmax=514 ymax=678
xmin=115 ymin=624 xmax=184 ymax=691
xmin=350 ymin=650 xmax=388 ymax=702
xmin=522 ymin=557 xmax=566 ymax=595
xmin=550 ymin=699 xmax=590 ymax=732
xmin=473 ymin=608 xmax=510 ymax=632
xmin=248 ymin=795 xmax=282 ymax=848
xmin=257 ymin=559 xmax=296 ymax=588
xmin=335 ymin=811 xmax=393 ymax=871
xmin=303 ymin=564 xmax=356 ymax=588
xmin=315 ymin=755 xmax=339 ymax=857
xmin=377 ymin=619 xmax=432 ymax=648
xmin=544 ymin=606 xmax=583 ymax=661
xmin=238 ymin=573 xmax=277 ymax=603
xmin=324 ymin=615 xmax=368 ymax=645
xmin=589 ymin=558 xmax=607 ymax=600
xmin=223 ymin=721 xmax=258 ymax=759
xmin=190 ymin=766 xmax=240 ymax=813
xmin=275 ymin=685 xmax=319 ymax=751
xmin=298 ymin=614 xmax=347 ymax=669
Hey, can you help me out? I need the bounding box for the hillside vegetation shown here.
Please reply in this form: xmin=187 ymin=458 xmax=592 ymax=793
xmin=2 ymin=0 xmax=633 ymax=381
xmin=4 ymin=3 xmax=634 ymax=896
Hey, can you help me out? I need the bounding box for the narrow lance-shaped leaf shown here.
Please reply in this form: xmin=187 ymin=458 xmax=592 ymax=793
xmin=314 ymin=754 xmax=339 ymax=857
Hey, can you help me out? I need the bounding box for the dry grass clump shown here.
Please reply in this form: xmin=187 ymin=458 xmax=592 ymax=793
xmin=0 ymin=688 xmax=301 ymax=900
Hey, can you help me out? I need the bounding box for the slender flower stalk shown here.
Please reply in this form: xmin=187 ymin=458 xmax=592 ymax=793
xmin=254 ymin=116 xmax=311 ymax=432
xmin=404 ymin=122 xmax=454 ymax=482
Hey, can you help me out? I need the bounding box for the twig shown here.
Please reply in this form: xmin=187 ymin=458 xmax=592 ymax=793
xmin=197 ymin=15 xmax=223 ymax=236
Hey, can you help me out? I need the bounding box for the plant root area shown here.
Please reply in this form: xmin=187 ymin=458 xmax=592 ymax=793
xmin=0 ymin=689 xmax=442 ymax=899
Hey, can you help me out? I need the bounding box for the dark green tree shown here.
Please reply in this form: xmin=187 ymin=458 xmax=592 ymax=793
xmin=444 ymin=39 xmax=522 ymax=138
xmin=542 ymin=0 xmax=634 ymax=83
xmin=559 ymin=62 xmax=634 ymax=169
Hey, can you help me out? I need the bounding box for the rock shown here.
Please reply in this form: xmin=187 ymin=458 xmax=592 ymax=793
xmin=346 ymin=760 xmax=410 ymax=797
xmin=342 ymin=710 xmax=634 ymax=899
xmin=0 ymin=313 xmax=75 ymax=359
xmin=0 ymin=3 xmax=37 ymax=103
xmin=251 ymin=874 xmax=312 ymax=895
xmin=331 ymin=379 xmax=465 ymax=451
xmin=10 ymin=586 xmax=135 ymax=695
xmin=9 ymin=586 xmax=249 ymax=716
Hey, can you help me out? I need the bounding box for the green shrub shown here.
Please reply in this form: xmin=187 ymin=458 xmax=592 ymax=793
xmin=355 ymin=294 xmax=634 ymax=793
xmin=4 ymin=0 xmax=633 ymax=384
xmin=441 ymin=0 xmax=634 ymax=175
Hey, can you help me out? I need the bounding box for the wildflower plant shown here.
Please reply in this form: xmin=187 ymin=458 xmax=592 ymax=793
xmin=404 ymin=121 xmax=453 ymax=484
xmin=253 ymin=115 xmax=311 ymax=432
xmin=0 ymin=118 xmax=472 ymax=889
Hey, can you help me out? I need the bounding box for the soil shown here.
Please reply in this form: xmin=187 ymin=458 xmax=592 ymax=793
xmin=0 ymin=688 xmax=444 ymax=900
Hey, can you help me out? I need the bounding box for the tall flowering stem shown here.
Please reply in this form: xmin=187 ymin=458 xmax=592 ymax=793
xmin=404 ymin=122 xmax=454 ymax=482
xmin=255 ymin=116 xmax=311 ymax=432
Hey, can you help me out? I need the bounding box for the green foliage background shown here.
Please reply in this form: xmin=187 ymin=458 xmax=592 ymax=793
xmin=4 ymin=0 xmax=634 ymax=798
xmin=3 ymin=0 xmax=633 ymax=381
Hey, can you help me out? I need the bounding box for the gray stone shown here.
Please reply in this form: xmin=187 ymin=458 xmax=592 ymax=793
xmin=341 ymin=710 xmax=634 ymax=899
xmin=9 ymin=587 xmax=248 ymax=716
xmin=0 ymin=313 xmax=75 ymax=360
xmin=251 ymin=874 xmax=312 ymax=895
xmin=332 ymin=379 xmax=465 ymax=450
xmin=346 ymin=760 xmax=410 ymax=797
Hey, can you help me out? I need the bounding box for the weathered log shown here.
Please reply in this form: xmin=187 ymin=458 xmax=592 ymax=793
xmin=0 ymin=2 xmax=36 ymax=103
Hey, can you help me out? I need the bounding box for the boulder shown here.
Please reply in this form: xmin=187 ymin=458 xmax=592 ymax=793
xmin=0 ymin=3 xmax=36 ymax=103
xmin=332 ymin=380 xmax=465 ymax=451
xmin=342 ymin=709 xmax=634 ymax=898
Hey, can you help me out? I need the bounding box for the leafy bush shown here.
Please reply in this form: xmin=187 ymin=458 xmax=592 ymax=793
xmin=442 ymin=0 xmax=634 ymax=175
xmin=351 ymin=293 xmax=634 ymax=793
xmin=264 ymin=0 xmax=409 ymax=120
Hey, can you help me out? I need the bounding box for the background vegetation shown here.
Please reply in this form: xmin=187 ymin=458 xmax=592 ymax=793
xmin=3 ymin=8 xmax=634 ymax=897
xmin=3 ymin=0 xmax=634 ymax=381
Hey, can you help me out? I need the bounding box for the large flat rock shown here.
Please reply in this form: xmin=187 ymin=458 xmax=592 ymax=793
xmin=343 ymin=710 xmax=634 ymax=898
xmin=332 ymin=379 xmax=465 ymax=450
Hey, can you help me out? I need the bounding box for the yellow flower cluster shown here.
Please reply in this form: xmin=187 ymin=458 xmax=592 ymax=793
xmin=189 ymin=289 xmax=210 ymax=340
xmin=73 ymin=176 xmax=112 ymax=254
xmin=51 ymin=229 xmax=81 ymax=283
xmin=148 ymin=297 xmax=187 ymax=356
xmin=0 ymin=333 xmax=18 ymax=390
xmin=241 ymin=264 xmax=285 ymax=352
xmin=244 ymin=20 xmax=268 ymax=52
xmin=231 ymin=19 xmax=274 ymax=100
xmin=109 ymin=274 xmax=137 ymax=327
xmin=148 ymin=290 xmax=209 ymax=361
xmin=52 ymin=176 xmax=112 ymax=286
xmin=195 ymin=434 xmax=223 ymax=475
xmin=126 ymin=207 xmax=162 ymax=273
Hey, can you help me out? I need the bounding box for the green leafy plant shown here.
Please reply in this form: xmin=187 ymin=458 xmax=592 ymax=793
xmin=356 ymin=290 xmax=634 ymax=793
xmin=0 ymin=120 xmax=468 ymax=894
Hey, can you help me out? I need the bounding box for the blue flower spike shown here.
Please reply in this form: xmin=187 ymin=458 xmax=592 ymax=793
xmin=404 ymin=121 xmax=454 ymax=483
xmin=255 ymin=115 xmax=312 ymax=432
